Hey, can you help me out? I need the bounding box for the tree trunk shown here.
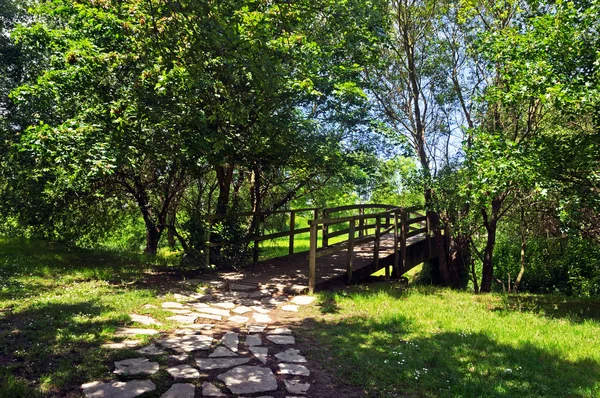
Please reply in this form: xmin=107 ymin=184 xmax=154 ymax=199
xmin=250 ymin=164 xmax=262 ymax=263
xmin=215 ymin=164 xmax=234 ymax=214
xmin=144 ymin=222 xmax=161 ymax=255
xmin=480 ymin=196 xmax=503 ymax=292
xmin=514 ymin=205 xmax=527 ymax=293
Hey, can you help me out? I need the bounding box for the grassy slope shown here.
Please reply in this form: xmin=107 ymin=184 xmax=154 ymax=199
xmin=296 ymin=283 xmax=600 ymax=398
xmin=0 ymin=239 xmax=195 ymax=397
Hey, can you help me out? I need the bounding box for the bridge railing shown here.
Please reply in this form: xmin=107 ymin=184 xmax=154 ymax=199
xmin=307 ymin=206 xmax=429 ymax=293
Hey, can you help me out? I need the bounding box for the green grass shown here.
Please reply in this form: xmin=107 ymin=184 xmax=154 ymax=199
xmin=295 ymin=283 xmax=600 ymax=398
xmin=0 ymin=238 xmax=200 ymax=397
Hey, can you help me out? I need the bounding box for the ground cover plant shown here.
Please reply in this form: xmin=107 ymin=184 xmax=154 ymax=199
xmin=294 ymin=283 xmax=600 ymax=398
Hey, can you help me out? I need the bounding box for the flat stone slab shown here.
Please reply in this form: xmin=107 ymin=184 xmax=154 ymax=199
xmin=248 ymin=324 xmax=268 ymax=333
xmin=228 ymin=315 xmax=249 ymax=323
xmin=218 ymin=366 xmax=277 ymax=395
xmin=266 ymin=335 xmax=295 ymax=345
xmin=250 ymin=306 xmax=271 ymax=314
xmin=156 ymin=334 xmax=213 ymax=352
xmin=248 ymin=290 xmax=271 ymax=299
xmin=167 ymin=309 xmax=192 ymax=314
xmin=129 ymin=314 xmax=162 ymax=326
xmin=180 ymin=324 xmax=213 ymax=331
xmin=189 ymin=293 xmax=214 ymax=301
xmin=209 ymin=346 xmax=238 ymax=357
xmin=282 ymin=305 xmax=299 ymax=312
xmin=267 ymin=327 xmax=292 ymax=335
xmin=168 ymin=353 xmax=189 ymax=361
xmin=161 ymin=383 xmax=195 ymax=398
xmin=213 ymin=302 xmax=236 ymax=309
xmin=221 ymin=332 xmax=239 ymax=352
xmin=174 ymin=293 xmax=192 ymax=302
xmin=135 ymin=344 xmax=166 ymax=355
xmin=166 ymin=315 xmax=199 ymax=324
xmin=196 ymin=313 xmax=222 ymax=321
xmin=230 ymin=283 xmax=257 ymax=291
xmin=284 ymin=380 xmax=311 ymax=394
xmin=246 ymin=334 xmax=262 ymax=346
xmin=252 ymin=313 xmax=272 ymax=323
xmin=261 ymin=296 xmax=288 ymax=306
xmin=275 ymin=348 xmax=306 ymax=363
xmin=113 ymin=358 xmax=159 ymax=376
xmin=249 ymin=346 xmax=268 ymax=364
xmin=114 ymin=328 xmax=159 ymax=337
xmin=202 ymin=382 xmax=226 ymax=397
xmin=233 ymin=306 xmax=252 ymax=314
xmin=166 ymin=364 xmax=200 ymax=379
xmin=278 ymin=363 xmax=310 ymax=376
xmin=196 ymin=307 xmax=231 ymax=317
xmin=142 ymin=304 xmax=157 ymax=309
xmin=195 ymin=357 xmax=250 ymax=370
xmin=189 ymin=302 xmax=210 ymax=309
xmin=290 ymin=296 xmax=316 ymax=305
xmin=102 ymin=340 xmax=141 ymax=349
xmin=81 ymin=380 xmax=156 ymax=398
xmin=162 ymin=302 xmax=187 ymax=309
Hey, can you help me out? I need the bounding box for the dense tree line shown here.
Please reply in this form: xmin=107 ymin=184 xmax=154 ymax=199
xmin=1 ymin=0 xmax=598 ymax=295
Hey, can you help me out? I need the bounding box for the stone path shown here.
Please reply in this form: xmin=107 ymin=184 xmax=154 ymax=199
xmin=82 ymin=282 xmax=317 ymax=397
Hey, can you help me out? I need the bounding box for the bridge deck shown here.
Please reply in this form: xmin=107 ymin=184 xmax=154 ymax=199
xmin=212 ymin=233 xmax=430 ymax=293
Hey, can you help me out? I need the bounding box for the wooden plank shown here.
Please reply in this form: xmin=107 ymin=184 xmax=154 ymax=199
xmin=289 ymin=211 xmax=295 ymax=256
xmin=309 ymin=223 xmax=318 ymax=294
xmin=315 ymin=241 xmax=350 ymax=258
xmin=406 ymin=227 xmax=427 ymax=239
xmin=406 ymin=215 xmax=427 ymax=224
xmin=322 ymin=209 xmax=329 ymax=248
xmin=346 ymin=218 xmax=355 ymax=285
xmin=327 ymin=228 xmax=350 ymax=239
xmin=374 ymin=215 xmax=381 ymax=272
xmin=400 ymin=209 xmax=407 ymax=274
xmin=393 ymin=210 xmax=399 ymax=278
xmin=358 ymin=208 xmax=364 ymax=237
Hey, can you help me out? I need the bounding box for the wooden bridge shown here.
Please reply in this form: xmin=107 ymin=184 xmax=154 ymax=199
xmin=204 ymin=204 xmax=437 ymax=293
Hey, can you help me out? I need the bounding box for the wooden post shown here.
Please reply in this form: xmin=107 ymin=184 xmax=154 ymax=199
xmin=309 ymin=221 xmax=318 ymax=294
xmin=373 ymin=215 xmax=381 ymax=272
xmin=426 ymin=211 xmax=432 ymax=258
xmin=400 ymin=209 xmax=407 ymax=275
xmin=204 ymin=220 xmax=211 ymax=269
xmin=393 ymin=210 xmax=400 ymax=278
xmin=289 ymin=211 xmax=296 ymax=256
xmin=358 ymin=208 xmax=364 ymax=237
xmin=346 ymin=217 xmax=355 ymax=285
xmin=385 ymin=207 xmax=391 ymax=227
xmin=322 ymin=209 xmax=329 ymax=248
xmin=252 ymin=215 xmax=260 ymax=263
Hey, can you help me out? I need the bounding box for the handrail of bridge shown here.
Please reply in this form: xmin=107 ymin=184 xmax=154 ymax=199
xmin=201 ymin=204 xmax=427 ymax=279
xmin=307 ymin=207 xmax=429 ymax=293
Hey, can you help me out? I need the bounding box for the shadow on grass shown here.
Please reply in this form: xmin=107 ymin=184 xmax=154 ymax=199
xmin=294 ymin=286 xmax=600 ymax=398
xmin=495 ymin=294 xmax=600 ymax=324
xmin=0 ymin=300 xmax=127 ymax=397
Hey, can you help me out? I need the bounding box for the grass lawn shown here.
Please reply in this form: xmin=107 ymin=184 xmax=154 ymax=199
xmin=295 ymin=283 xmax=600 ymax=398
xmin=0 ymin=238 xmax=200 ymax=397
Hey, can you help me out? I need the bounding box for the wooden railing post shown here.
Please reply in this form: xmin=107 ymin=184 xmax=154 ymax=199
xmin=400 ymin=209 xmax=407 ymax=274
xmin=322 ymin=209 xmax=329 ymax=248
xmin=252 ymin=216 xmax=260 ymax=263
xmin=426 ymin=211 xmax=433 ymax=258
xmin=205 ymin=220 xmax=211 ymax=269
xmin=385 ymin=207 xmax=391 ymax=227
xmin=373 ymin=215 xmax=381 ymax=271
xmin=358 ymin=208 xmax=365 ymax=237
xmin=289 ymin=211 xmax=296 ymax=256
xmin=346 ymin=217 xmax=355 ymax=285
xmin=309 ymin=221 xmax=318 ymax=294
xmin=393 ymin=209 xmax=400 ymax=278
